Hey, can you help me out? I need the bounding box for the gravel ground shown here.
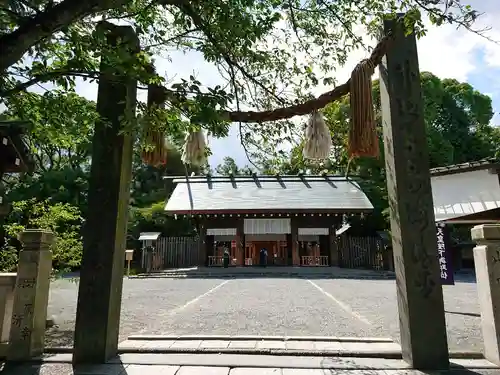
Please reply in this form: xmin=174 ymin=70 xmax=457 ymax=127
xmin=45 ymin=276 xmax=482 ymax=352
xmin=311 ymin=276 xmax=481 ymax=352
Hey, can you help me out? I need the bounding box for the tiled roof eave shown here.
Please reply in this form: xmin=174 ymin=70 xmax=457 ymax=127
xmin=430 ymin=158 xmax=500 ymax=177
xmin=164 ymin=207 xmax=373 ymax=215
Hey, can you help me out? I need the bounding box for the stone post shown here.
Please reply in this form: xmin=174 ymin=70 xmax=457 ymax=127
xmin=383 ymin=247 xmax=394 ymax=271
xmin=0 ymin=273 xmax=17 ymax=344
xmin=236 ymin=220 xmax=244 ymax=266
xmin=198 ymin=223 xmax=207 ymax=267
xmin=7 ymin=230 xmax=54 ymax=361
xmin=471 ymin=224 xmax=500 ymax=366
xmin=291 ymin=218 xmax=299 ymax=266
xmin=73 ymin=22 xmax=138 ymax=364
xmin=379 ymin=15 xmax=449 ymax=369
xmin=328 ymin=227 xmax=338 ymax=266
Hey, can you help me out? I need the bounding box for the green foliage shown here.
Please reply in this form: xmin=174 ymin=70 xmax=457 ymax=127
xmin=214 ymin=156 xmax=253 ymax=176
xmin=272 ymin=72 xmax=500 ymax=232
xmin=0 ymin=199 xmax=83 ymax=273
xmin=4 ymin=90 xmax=96 ymax=171
xmin=0 ymin=0 xmax=488 ymax=156
xmin=2 ymin=91 xmax=96 ymax=215
xmin=0 ymin=87 xmax=199 ymax=272
xmin=0 ymin=246 xmax=18 ymax=273
xmin=129 ymin=202 xmax=194 ymax=237
xmin=0 ymin=0 xmax=492 ymax=271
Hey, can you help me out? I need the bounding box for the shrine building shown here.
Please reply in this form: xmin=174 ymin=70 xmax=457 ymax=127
xmin=164 ymin=173 xmax=373 ymax=267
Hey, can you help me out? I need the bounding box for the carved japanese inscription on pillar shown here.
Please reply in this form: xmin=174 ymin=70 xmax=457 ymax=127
xmin=379 ymin=15 xmax=449 ymax=370
xmin=8 ymin=229 xmax=54 ymax=361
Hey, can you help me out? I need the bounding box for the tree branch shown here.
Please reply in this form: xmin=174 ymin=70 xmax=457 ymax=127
xmin=18 ymin=0 xmax=41 ymax=13
xmin=0 ymin=7 xmax=29 ymax=23
xmin=143 ymin=28 xmax=201 ymax=49
xmin=0 ymin=0 xmax=189 ymax=75
xmin=175 ymin=1 xmax=288 ymax=105
xmin=2 ymin=24 xmax=390 ymax=129
xmin=218 ymin=30 xmax=392 ymax=123
xmin=0 ymin=69 xmax=100 ymax=97
xmin=0 ymin=0 xmax=127 ymax=74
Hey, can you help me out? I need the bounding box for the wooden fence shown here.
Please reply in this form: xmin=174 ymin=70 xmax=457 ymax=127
xmin=140 ymin=235 xmax=384 ymax=271
xmin=141 ymin=236 xmax=199 ymax=271
xmin=337 ymin=236 xmax=384 ymax=270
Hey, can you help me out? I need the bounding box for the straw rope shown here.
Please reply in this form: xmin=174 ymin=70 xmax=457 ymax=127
xmin=347 ymin=34 xmax=391 ymax=159
xmin=221 ymin=33 xmax=393 ymax=123
xmin=142 ymin=84 xmax=168 ymax=166
xmin=145 ymin=32 xmax=393 ymax=165
xmin=348 ymin=58 xmax=378 ymax=159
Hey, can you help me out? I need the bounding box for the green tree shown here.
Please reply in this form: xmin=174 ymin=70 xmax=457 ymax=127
xmin=274 ymin=72 xmax=500 ymax=232
xmin=215 ymin=156 xmax=253 ymax=176
xmin=128 ymin=144 xmax=200 ymax=243
xmin=0 ymin=1 xmax=485 ymax=150
xmin=1 ymin=199 xmax=83 ymax=273
xmin=0 ymin=90 xmax=198 ymax=271
xmin=0 ymin=0 xmax=489 ymax=269
xmin=2 ymin=91 xmax=96 ymax=211
xmin=4 ymin=90 xmax=96 ymax=171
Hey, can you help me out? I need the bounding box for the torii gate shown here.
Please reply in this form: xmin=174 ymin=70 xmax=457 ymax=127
xmin=71 ymin=15 xmax=450 ymax=370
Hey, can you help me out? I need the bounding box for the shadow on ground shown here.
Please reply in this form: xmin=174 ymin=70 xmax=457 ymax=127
xmin=44 ymin=328 xmax=74 ymax=348
xmin=0 ymin=360 xmax=128 ymax=375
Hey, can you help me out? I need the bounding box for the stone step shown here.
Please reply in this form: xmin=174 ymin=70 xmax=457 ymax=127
xmin=116 ymin=336 xmax=482 ymax=360
xmin=119 ymin=338 xmax=402 ymax=358
xmin=127 ymin=335 xmax=395 ymax=342
xmin=133 ymin=270 xmax=396 ymax=280
xmin=131 ymin=269 xmax=477 ymax=281
xmin=41 ymin=352 xmax=498 ymax=372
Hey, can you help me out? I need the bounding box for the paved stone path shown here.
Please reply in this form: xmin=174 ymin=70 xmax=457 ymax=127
xmin=45 ymin=275 xmax=482 ymax=352
xmin=1 ymin=354 xmax=499 ymax=374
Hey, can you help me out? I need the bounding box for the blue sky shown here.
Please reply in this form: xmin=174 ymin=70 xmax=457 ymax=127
xmin=73 ymin=0 xmax=500 ymax=168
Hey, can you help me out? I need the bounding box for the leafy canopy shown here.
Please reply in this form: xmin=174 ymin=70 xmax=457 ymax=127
xmin=0 ymin=0 xmax=488 ymax=158
xmin=270 ymin=72 xmax=500 ymax=232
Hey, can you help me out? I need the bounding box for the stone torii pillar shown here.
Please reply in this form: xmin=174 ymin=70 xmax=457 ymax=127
xmin=379 ymin=16 xmax=449 ymax=369
xmin=73 ymin=22 xmax=138 ymax=363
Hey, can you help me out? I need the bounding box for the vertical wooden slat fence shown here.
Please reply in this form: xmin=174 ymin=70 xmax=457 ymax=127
xmin=142 ymin=236 xmax=199 ymax=271
xmin=338 ymin=236 xmax=384 ymax=270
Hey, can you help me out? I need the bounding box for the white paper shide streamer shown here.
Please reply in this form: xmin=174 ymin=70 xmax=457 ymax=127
xmin=182 ymin=130 xmax=207 ymax=166
xmin=302 ymin=111 xmax=332 ymax=160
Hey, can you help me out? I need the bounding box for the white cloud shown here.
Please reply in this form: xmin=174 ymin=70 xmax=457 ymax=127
xmin=72 ymin=0 xmax=500 ymax=167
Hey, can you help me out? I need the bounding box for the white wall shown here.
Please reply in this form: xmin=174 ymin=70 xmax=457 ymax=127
xmin=431 ymin=169 xmax=500 ymax=222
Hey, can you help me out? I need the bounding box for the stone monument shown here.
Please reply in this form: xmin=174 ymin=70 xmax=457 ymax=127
xmin=471 ymin=224 xmax=500 ymax=366
xmin=7 ymin=229 xmax=54 ymax=361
